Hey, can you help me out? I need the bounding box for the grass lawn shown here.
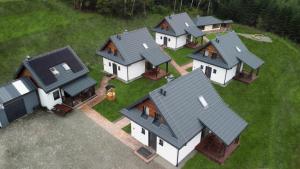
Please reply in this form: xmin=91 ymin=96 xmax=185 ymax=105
xmin=122 ymin=124 xmax=131 ymax=134
xmin=186 ymin=67 xmax=193 ymax=72
xmin=164 ymin=48 xmax=194 ymax=65
xmin=205 ymin=32 xmax=227 ymax=40
xmin=1 ymin=1 xmax=300 ymax=169
xmin=93 ymin=77 xmax=166 ymax=122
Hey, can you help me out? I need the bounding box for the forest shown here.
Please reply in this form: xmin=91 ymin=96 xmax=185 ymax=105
xmin=71 ymin=0 xmax=300 ymax=43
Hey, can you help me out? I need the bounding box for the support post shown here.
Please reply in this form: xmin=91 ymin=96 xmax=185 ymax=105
xmin=166 ymin=62 xmax=169 ymax=73
xmin=256 ymin=67 xmax=260 ymax=76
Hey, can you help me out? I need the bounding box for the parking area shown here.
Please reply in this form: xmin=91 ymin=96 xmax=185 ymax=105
xmin=0 ymin=110 xmax=164 ymax=169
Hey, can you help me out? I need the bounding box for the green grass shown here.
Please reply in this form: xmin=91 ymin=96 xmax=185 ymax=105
xmin=186 ymin=67 xmax=193 ymax=72
xmin=93 ymin=78 xmax=166 ymax=122
xmin=205 ymin=32 xmax=227 ymax=40
xmin=1 ymin=1 xmax=300 ymax=169
xmin=122 ymin=124 xmax=131 ymax=134
xmin=164 ymin=48 xmax=194 ymax=65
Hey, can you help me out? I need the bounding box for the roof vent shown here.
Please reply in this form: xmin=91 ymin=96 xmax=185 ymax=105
xmin=160 ymin=88 xmax=167 ymax=96
xmin=117 ymin=34 xmax=121 ymax=40
xmin=185 ymin=22 xmax=189 ymax=27
xmin=62 ymin=63 xmax=71 ymax=71
xmin=26 ymin=55 xmax=31 ymax=60
xmin=236 ymin=46 xmax=241 ymax=52
xmin=142 ymin=43 xmax=148 ymax=49
xmin=169 ymin=15 xmax=172 ymax=19
xmin=216 ymin=38 xmax=220 ymax=43
xmin=124 ymin=29 xmax=128 ymax=32
xmin=198 ymin=96 xmax=208 ymax=109
xmin=0 ymin=104 xmax=4 ymax=109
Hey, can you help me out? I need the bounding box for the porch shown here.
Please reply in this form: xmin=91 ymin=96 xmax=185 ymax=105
xmin=185 ymin=35 xmax=205 ymax=49
xmin=52 ymin=104 xmax=73 ymax=116
xmin=63 ymin=86 xmax=96 ymax=108
xmin=196 ymin=133 xmax=240 ymax=164
xmin=234 ymin=68 xmax=260 ymax=84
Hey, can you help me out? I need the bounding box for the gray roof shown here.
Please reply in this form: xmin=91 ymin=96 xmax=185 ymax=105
xmin=0 ymin=78 xmax=36 ymax=104
xmin=190 ymin=32 xmax=264 ymax=69
xmin=121 ymin=69 xmax=248 ymax=148
xmin=193 ymin=15 xmax=233 ymax=27
xmin=153 ymin=12 xmax=204 ymax=37
xmin=62 ymin=76 xmax=96 ymax=97
xmin=16 ymin=46 xmax=90 ymax=93
xmin=97 ymin=28 xmax=171 ymax=66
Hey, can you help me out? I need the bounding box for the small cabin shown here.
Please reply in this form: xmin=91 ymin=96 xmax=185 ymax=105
xmin=193 ymin=16 xmax=233 ymax=33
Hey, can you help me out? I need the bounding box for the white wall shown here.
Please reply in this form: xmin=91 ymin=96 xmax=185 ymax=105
xmin=155 ymin=33 xmax=188 ymax=49
xmin=38 ymin=88 xmax=62 ymax=110
xmin=103 ymin=58 xmax=128 ymax=82
xmin=178 ymin=132 xmax=201 ymax=163
xmin=156 ymin=137 xmax=178 ymax=166
xmin=203 ymin=25 xmax=221 ymax=32
xmin=128 ymin=60 xmax=145 ymax=81
xmin=193 ymin=60 xmax=227 ymax=85
xmin=225 ymin=65 xmax=237 ymax=84
xmin=131 ymin=121 xmax=149 ymax=146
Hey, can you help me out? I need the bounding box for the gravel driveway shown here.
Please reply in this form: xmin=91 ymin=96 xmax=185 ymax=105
xmin=0 ymin=110 xmax=164 ymax=169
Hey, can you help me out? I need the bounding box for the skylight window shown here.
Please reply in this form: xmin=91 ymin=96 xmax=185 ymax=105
xmin=198 ymin=96 xmax=208 ymax=109
xmin=12 ymin=80 xmax=29 ymax=95
xmin=143 ymin=43 xmax=148 ymax=49
xmin=185 ymin=22 xmax=189 ymax=27
xmin=50 ymin=67 xmax=59 ymax=75
xmin=0 ymin=104 xmax=4 ymax=109
xmin=62 ymin=63 xmax=71 ymax=71
xmin=236 ymin=46 xmax=242 ymax=52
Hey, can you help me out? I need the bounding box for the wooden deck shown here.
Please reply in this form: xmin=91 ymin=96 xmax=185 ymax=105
xmin=52 ymin=104 xmax=73 ymax=116
xmin=185 ymin=42 xmax=200 ymax=49
xmin=234 ymin=71 xmax=258 ymax=84
xmin=143 ymin=69 xmax=167 ymax=80
xmin=196 ymin=134 xmax=240 ymax=164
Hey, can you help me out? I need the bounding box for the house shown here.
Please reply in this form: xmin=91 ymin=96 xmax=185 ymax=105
xmin=153 ymin=12 xmax=205 ymax=49
xmin=15 ymin=46 xmax=96 ymax=110
xmin=193 ymin=15 xmax=233 ymax=33
xmin=96 ymin=28 xmax=171 ymax=83
xmin=121 ymin=69 xmax=248 ymax=166
xmin=0 ymin=78 xmax=39 ymax=128
xmin=189 ymin=32 xmax=264 ymax=85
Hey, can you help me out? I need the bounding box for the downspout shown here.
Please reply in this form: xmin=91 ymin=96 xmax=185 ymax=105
xmin=176 ymin=148 xmax=179 ymax=167
xmin=127 ymin=64 xmax=129 ymax=82
xmin=224 ymin=69 xmax=228 ymax=85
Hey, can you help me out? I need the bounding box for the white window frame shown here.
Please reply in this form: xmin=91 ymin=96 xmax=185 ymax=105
xmin=62 ymin=63 xmax=71 ymax=71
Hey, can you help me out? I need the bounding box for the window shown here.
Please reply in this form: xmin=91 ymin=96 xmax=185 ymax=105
xmin=212 ymin=53 xmax=217 ymax=59
xmin=118 ymin=66 xmax=120 ymax=71
xmin=213 ymin=69 xmax=217 ymax=74
xmin=200 ymin=65 xmax=204 ymax=69
xmin=109 ymin=62 xmax=111 ymax=67
xmin=53 ymin=90 xmax=60 ymax=100
xmin=160 ymin=36 xmax=162 ymax=39
xmin=236 ymin=46 xmax=242 ymax=52
xmin=49 ymin=67 xmax=59 ymax=75
xmin=199 ymin=26 xmax=205 ymax=30
xmin=142 ymin=43 xmax=148 ymax=49
xmin=159 ymin=139 xmax=164 ymax=146
xmin=213 ymin=24 xmax=220 ymax=29
xmin=198 ymin=96 xmax=208 ymax=109
xmin=204 ymin=51 xmax=209 ymax=56
xmin=168 ymin=38 xmax=171 ymax=42
xmin=141 ymin=128 xmax=145 ymax=134
xmin=62 ymin=63 xmax=71 ymax=71
xmin=185 ymin=22 xmax=189 ymax=27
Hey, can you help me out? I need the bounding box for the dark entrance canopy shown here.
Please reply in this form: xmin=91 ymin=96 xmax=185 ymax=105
xmin=62 ymin=76 xmax=96 ymax=97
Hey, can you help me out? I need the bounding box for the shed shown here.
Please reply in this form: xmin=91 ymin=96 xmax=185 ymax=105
xmin=0 ymin=78 xmax=39 ymax=128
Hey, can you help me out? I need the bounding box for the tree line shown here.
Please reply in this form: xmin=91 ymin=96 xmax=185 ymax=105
xmin=70 ymin=0 xmax=300 ymax=43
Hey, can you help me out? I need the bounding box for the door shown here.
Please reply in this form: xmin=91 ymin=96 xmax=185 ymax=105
xmin=145 ymin=62 xmax=153 ymax=71
xmin=163 ymin=37 xmax=168 ymax=46
xmin=5 ymin=98 xmax=27 ymax=123
xmin=112 ymin=63 xmax=118 ymax=75
xmin=149 ymin=132 xmax=157 ymax=151
xmin=205 ymin=66 xmax=212 ymax=79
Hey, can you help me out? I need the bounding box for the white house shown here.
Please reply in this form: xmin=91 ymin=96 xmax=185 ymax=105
xmin=16 ymin=46 xmax=96 ymax=110
xmin=189 ymin=32 xmax=264 ymax=85
xmin=121 ymin=69 xmax=248 ymax=165
xmin=193 ymin=16 xmax=233 ymax=33
xmin=153 ymin=12 xmax=205 ymax=49
xmin=97 ymin=28 xmax=171 ymax=83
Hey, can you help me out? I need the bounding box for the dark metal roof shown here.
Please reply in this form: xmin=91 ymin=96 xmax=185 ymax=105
xmin=121 ymin=69 xmax=248 ymax=147
xmin=97 ymin=28 xmax=171 ymax=66
xmin=153 ymin=12 xmax=204 ymax=37
xmin=191 ymin=32 xmax=264 ymax=69
xmin=62 ymin=76 xmax=96 ymax=97
xmin=16 ymin=46 xmax=90 ymax=93
xmin=0 ymin=78 xmax=36 ymax=104
xmin=193 ymin=16 xmax=233 ymax=26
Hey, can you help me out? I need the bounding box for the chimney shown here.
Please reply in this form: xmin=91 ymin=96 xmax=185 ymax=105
xmin=160 ymin=88 xmax=167 ymax=96
xmin=26 ymin=55 xmax=31 ymax=60
xmin=216 ymin=38 xmax=219 ymax=43
xmin=116 ymin=34 xmax=121 ymax=40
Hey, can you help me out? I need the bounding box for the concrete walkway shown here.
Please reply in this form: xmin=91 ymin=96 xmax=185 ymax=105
xmin=181 ymin=62 xmax=193 ymax=70
xmin=170 ymin=59 xmax=188 ymax=76
xmin=80 ymin=105 xmax=142 ymax=151
xmin=115 ymin=117 xmax=130 ymax=129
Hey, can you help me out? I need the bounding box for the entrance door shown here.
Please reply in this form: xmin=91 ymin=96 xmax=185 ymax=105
xmin=149 ymin=132 xmax=157 ymax=151
xmin=5 ymin=98 xmax=27 ymax=123
xmin=145 ymin=62 xmax=153 ymax=71
xmin=163 ymin=37 xmax=168 ymax=46
xmin=205 ymin=66 xmax=212 ymax=79
xmin=112 ymin=63 xmax=118 ymax=75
